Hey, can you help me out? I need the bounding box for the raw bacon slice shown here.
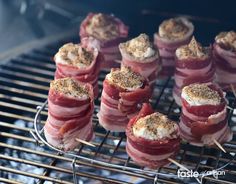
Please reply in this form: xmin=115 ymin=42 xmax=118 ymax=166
xmin=126 ymin=103 xmax=180 ymax=168
xmin=80 ymin=13 xmax=129 ymax=69
xmin=119 ymin=33 xmax=161 ymax=89
xmin=54 ymin=42 xmax=102 ymax=98
xmin=179 ymin=83 xmax=232 ymax=146
xmin=213 ymin=31 xmax=236 ymax=91
xmin=97 ymin=66 xmax=152 ymax=132
xmin=154 ymin=17 xmax=194 ymax=76
xmin=44 ymin=78 xmax=94 ymax=151
xmin=173 ymin=37 xmax=215 ymax=106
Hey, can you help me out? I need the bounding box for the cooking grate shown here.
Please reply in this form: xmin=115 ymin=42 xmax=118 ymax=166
xmin=0 ymin=32 xmax=236 ymax=184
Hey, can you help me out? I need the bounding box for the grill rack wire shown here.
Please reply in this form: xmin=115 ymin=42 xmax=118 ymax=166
xmin=0 ymin=33 xmax=236 ymax=184
xmin=32 ymin=98 xmax=236 ymax=184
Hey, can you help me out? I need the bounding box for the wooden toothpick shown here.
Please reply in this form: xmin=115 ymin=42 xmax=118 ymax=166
xmin=168 ymin=158 xmax=189 ymax=171
xmin=75 ymin=138 xmax=96 ymax=147
xmin=213 ymin=139 xmax=226 ymax=153
xmin=227 ymin=106 xmax=234 ymax=111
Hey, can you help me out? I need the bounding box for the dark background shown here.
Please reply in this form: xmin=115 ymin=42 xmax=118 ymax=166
xmin=0 ymin=0 xmax=236 ymax=53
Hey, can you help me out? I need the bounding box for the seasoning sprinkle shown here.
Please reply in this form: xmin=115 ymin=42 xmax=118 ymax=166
xmin=50 ymin=78 xmax=89 ymax=98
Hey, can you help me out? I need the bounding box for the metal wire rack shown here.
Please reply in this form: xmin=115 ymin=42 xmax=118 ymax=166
xmin=0 ymin=32 xmax=236 ymax=184
xmin=32 ymin=97 xmax=236 ymax=184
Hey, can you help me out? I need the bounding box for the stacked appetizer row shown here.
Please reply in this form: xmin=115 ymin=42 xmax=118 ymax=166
xmin=79 ymin=13 xmax=236 ymax=93
xmin=43 ymin=12 xmax=234 ymax=169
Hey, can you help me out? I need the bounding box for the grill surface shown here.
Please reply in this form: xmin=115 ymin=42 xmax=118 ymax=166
xmin=0 ymin=32 xmax=236 ymax=184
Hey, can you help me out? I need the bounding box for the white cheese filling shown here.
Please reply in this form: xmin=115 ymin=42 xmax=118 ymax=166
xmin=132 ymin=113 xmax=178 ymax=140
xmin=181 ymin=88 xmax=221 ymax=106
xmin=106 ymin=73 xmax=143 ymax=91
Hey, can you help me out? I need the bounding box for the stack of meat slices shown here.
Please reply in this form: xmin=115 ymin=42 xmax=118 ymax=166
xmin=97 ymin=66 xmax=152 ymax=132
xmin=126 ymin=103 xmax=180 ymax=168
xmin=54 ymin=42 xmax=101 ymax=98
xmin=119 ymin=33 xmax=161 ymax=89
xmin=173 ymin=37 xmax=215 ymax=106
xmin=44 ymin=78 xmax=94 ymax=151
xmin=154 ymin=17 xmax=194 ymax=76
xmin=213 ymin=31 xmax=236 ymax=91
xmin=180 ymin=83 xmax=232 ymax=146
xmin=80 ymin=13 xmax=129 ymax=69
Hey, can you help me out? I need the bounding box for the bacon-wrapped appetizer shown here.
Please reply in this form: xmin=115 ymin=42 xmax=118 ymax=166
xmin=154 ymin=17 xmax=194 ymax=76
xmin=180 ymin=83 xmax=232 ymax=146
xmin=173 ymin=37 xmax=215 ymax=106
xmin=213 ymin=31 xmax=236 ymax=91
xmin=97 ymin=66 xmax=152 ymax=132
xmin=119 ymin=33 xmax=161 ymax=89
xmin=44 ymin=78 xmax=94 ymax=151
xmin=54 ymin=42 xmax=102 ymax=98
xmin=80 ymin=13 xmax=128 ymax=69
xmin=126 ymin=103 xmax=180 ymax=168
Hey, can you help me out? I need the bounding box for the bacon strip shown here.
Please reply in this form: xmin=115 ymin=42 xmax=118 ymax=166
xmin=179 ymin=83 xmax=232 ymax=146
xmin=54 ymin=42 xmax=102 ymax=98
xmin=125 ymin=103 xmax=180 ymax=168
xmin=44 ymin=81 xmax=94 ymax=151
xmin=213 ymin=43 xmax=236 ymax=91
xmin=97 ymin=77 xmax=151 ymax=132
xmin=79 ymin=13 xmax=129 ymax=69
xmin=153 ymin=22 xmax=193 ymax=76
xmin=120 ymin=52 xmax=161 ymax=90
xmin=173 ymin=55 xmax=215 ymax=106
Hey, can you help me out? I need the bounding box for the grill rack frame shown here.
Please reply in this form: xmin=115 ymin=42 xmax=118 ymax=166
xmin=32 ymin=101 xmax=177 ymax=182
xmin=32 ymin=97 xmax=236 ymax=184
xmin=0 ymin=33 xmax=236 ymax=184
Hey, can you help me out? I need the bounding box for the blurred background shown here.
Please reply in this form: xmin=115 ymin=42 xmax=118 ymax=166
xmin=1 ymin=0 xmax=236 ymax=53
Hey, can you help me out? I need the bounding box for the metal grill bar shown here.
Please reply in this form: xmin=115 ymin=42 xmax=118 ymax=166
xmin=0 ymin=142 xmax=154 ymax=181
xmin=0 ymin=178 xmax=22 ymax=184
xmin=0 ymin=69 xmax=52 ymax=83
xmin=0 ymin=166 xmax=73 ymax=184
xmin=0 ymin=33 xmax=235 ymax=184
xmin=1 ymin=124 xmax=236 ymax=183
xmin=0 ymin=76 xmax=49 ymax=91
xmin=0 ymin=85 xmax=48 ymax=99
xmin=0 ymin=155 xmax=132 ymax=184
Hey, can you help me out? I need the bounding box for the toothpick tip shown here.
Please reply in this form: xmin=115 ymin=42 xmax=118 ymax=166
xmin=227 ymin=106 xmax=233 ymax=111
xmin=75 ymin=138 xmax=96 ymax=147
xmin=213 ymin=139 xmax=226 ymax=153
xmin=168 ymin=158 xmax=189 ymax=171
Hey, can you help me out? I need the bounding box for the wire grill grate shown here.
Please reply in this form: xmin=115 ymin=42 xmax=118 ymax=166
xmin=0 ymin=33 xmax=235 ymax=184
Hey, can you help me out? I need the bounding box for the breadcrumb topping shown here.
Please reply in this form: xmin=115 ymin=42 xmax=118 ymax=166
xmin=120 ymin=33 xmax=157 ymax=59
xmin=86 ymin=13 xmax=119 ymax=41
xmin=50 ymin=78 xmax=89 ymax=98
xmin=182 ymin=83 xmax=221 ymax=106
xmin=55 ymin=43 xmax=94 ymax=67
xmin=176 ymin=36 xmax=209 ymax=60
xmin=159 ymin=17 xmax=190 ymax=40
xmin=107 ymin=66 xmax=144 ymax=90
xmin=132 ymin=112 xmax=178 ymax=140
xmin=215 ymin=31 xmax=236 ymax=51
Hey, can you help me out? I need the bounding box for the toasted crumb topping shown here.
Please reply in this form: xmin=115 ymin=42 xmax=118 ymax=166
xmin=50 ymin=78 xmax=89 ymax=98
xmin=132 ymin=112 xmax=178 ymax=140
xmin=55 ymin=43 xmax=94 ymax=67
xmin=107 ymin=66 xmax=144 ymax=90
xmin=182 ymin=83 xmax=221 ymax=105
xmin=120 ymin=33 xmax=156 ymax=59
xmin=176 ymin=36 xmax=209 ymax=60
xmin=215 ymin=31 xmax=236 ymax=51
xmin=86 ymin=13 xmax=119 ymax=41
xmin=158 ymin=17 xmax=191 ymax=40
